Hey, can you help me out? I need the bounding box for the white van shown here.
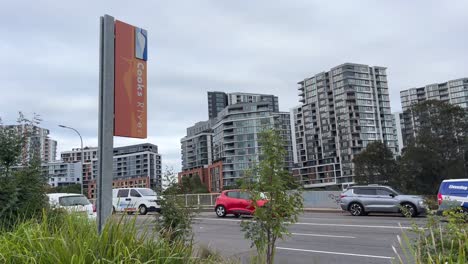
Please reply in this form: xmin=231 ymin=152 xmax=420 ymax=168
xmin=47 ymin=193 xmax=96 ymax=220
xmin=112 ymin=188 xmax=160 ymax=215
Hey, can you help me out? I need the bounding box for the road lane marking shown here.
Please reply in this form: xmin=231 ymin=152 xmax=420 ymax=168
xmin=193 ymin=218 xmax=414 ymax=229
xmin=276 ymin=247 xmax=394 ymax=259
xmin=291 ymin=233 xmax=355 ymax=238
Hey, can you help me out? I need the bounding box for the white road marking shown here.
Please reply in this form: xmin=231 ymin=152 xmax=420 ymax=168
xmin=193 ymin=217 xmax=413 ymax=229
xmin=291 ymin=233 xmax=355 ymax=239
xmin=276 ymin=247 xmax=394 ymax=259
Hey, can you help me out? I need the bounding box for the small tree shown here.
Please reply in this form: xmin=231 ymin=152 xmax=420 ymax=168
xmin=0 ymin=113 xmax=47 ymax=229
xmin=156 ymin=167 xmax=196 ymax=243
xmin=353 ymin=141 xmax=398 ymax=185
xmin=240 ymin=129 xmax=303 ymax=264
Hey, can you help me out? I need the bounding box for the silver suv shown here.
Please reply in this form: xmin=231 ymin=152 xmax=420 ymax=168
xmin=339 ymin=185 xmax=427 ymax=217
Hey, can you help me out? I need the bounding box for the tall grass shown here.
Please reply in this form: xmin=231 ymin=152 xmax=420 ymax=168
xmin=0 ymin=211 xmax=222 ymax=264
xmin=394 ymin=209 xmax=468 ymax=264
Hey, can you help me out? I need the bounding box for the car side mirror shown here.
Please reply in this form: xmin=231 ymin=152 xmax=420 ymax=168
xmin=389 ymin=193 xmax=396 ymax=198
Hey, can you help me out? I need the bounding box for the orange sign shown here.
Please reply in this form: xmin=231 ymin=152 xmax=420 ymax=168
xmin=114 ymin=20 xmax=147 ymax=138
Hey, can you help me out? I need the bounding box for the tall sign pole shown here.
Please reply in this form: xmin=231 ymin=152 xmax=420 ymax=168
xmin=97 ymin=14 xmax=148 ymax=233
xmin=97 ymin=14 xmax=115 ymax=233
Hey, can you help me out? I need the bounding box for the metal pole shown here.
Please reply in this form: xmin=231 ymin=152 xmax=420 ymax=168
xmin=58 ymin=125 xmax=84 ymax=195
xmin=97 ymin=14 xmax=115 ymax=234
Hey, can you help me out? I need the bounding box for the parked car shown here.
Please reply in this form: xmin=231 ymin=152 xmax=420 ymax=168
xmin=215 ymin=190 xmax=267 ymax=217
xmin=112 ymin=188 xmax=160 ymax=215
xmin=339 ymin=185 xmax=427 ymax=217
xmin=47 ymin=193 xmax=96 ymax=220
xmin=437 ymin=179 xmax=468 ymax=215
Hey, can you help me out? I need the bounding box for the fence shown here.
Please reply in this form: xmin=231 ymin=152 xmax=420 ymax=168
xmin=173 ymin=191 xmax=342 ymax=209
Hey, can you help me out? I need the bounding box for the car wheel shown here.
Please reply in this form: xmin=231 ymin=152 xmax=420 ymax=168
xmin=216 ymin=205 xmax=226 ymax=217
xmin=401 ymin=203 xmax=417 ymax=217
xmin=138 ymin=205 xmax=148 ymax=215
xmin=349 ymin=203 xmax=365 ymax=216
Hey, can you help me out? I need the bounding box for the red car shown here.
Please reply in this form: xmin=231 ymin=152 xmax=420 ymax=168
xmin=215 ymin=189 xmax=267 ymax=217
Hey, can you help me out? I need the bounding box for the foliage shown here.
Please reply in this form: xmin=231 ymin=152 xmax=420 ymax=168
xmin=397 ymin=100 xmax=468 ymax=194
xmin=180 ymin=175 xmax=208 ymax=194
xmin=0 ymin=114 xmax=47 ymax=230
xmin=353 ymin=141 xmax=398 ymax=185
xmin=47 ymin=183 xmax=81 ymax=194
xmin=157 ymin=167 xmax=197 ymax=243
xmin=240 ymin=129 xmax=303 ymax=264
xmin=0 ymin=210 xmax=225 ymax=264
xmin=394 ymin=208 xmax=467 ymax=263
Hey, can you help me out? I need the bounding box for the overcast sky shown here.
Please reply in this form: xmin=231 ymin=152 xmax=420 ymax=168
xmin=1 ymin=0 xmax=467 ymax=172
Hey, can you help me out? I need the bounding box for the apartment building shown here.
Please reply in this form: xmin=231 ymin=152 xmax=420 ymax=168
xmin=399 ymin=78 xmax=468 ymax=146
xmin=5 ymin=124 xmax=57 ymax=164
xmin=292 ymin=63 xmax=397 ymax=188
xmin=180 ymin=91 xmax=292 ymax=190
xmin=42 ymin=161 xmax=82 ymax=187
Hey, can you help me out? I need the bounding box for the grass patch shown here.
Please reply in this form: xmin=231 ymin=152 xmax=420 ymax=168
xmin=0 ymin=210 xmax=225 ymax=263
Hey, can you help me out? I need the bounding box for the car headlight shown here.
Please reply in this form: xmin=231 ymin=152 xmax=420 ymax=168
xmin=418 ymin=200 xmax=425 ymax=206
xmin=149 ymin=200 xmax=157 ymax=203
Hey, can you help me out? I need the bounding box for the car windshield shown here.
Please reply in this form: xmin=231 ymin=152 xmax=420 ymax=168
xmin=138 ymin=189 xmax=156 ymax=196
xmin=59 ymin=195 xmax=90 ymax=206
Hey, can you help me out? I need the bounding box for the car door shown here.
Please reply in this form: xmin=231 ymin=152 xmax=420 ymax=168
xmin=129 ymin=189 xmax=142 ymax=210
xmin=354 ymin=188 xmax=378 ymax=211
xmin=375 ymin=188 xmax=399 ymax=212
xmin=225 ymin=191 xmax=242 ymax=211
xmin=239 ymin=192 xmax=253 ymax=213
xmin=116 ymin=189 xmax=130 ymax=211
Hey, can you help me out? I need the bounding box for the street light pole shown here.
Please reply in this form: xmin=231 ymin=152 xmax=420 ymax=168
xmin=59 ymin=124 xmax=84 ymax=195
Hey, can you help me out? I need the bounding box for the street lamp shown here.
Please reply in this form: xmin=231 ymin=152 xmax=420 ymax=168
xmin=59 ymin=124 xmax=84 ymax=195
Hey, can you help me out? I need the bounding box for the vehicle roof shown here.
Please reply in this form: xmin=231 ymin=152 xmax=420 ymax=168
xmin=222 ymin=189 xmax=242 ymax=192
xmin=113 ymin=187 xmax=153 ymax=190
xmin=349 ymin=185 xmax=392 ymax=188
xmin=47 ymin=193 xmax=85 ymax=198
xmin=441 ymin=179 xmax=468 ymax=182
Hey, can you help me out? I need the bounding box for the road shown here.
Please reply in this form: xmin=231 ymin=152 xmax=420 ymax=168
xmin=135 ymin=212 xmax=426 ymax=264
xmin=192 ymin=212 xmax=425 ymax=264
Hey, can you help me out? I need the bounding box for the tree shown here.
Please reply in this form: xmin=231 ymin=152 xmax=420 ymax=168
xmin=240 ymin=129 xmax=303 ymax=264
xmin=0 ymin=114 xmax=47 ymax=229
xmin=398 ymin=100 xmax=468 ymax=194
xmin=156 ymin=167 xmax=196 ymax=243
xmin=353 ymin=141 xmax=398 ymax=185
xmin=47 ymin=183 xmax=81 ymax=194
xmin=179 ymin=175 xmax=208 ymax=194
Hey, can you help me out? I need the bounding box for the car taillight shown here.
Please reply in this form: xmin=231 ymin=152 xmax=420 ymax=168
xmin=339 ymin=194 xmax=346 ymax=199
xmin=437 ymin=193 xmax=443 ymax=205
xmin=92 ymin=204 xmax=96 ymax=213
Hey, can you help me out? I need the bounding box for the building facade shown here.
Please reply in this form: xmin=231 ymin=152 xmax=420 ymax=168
xmin=180 ymin=91 xmax=292 ymax=190
xmin=399 ymin=78 xmax=468 ymax=147
xmin=292 ymin=63 xmax=397 ymax=188
xmin=392 ymin=112 xmax=403 ymax=155
xmin=5 ymin=124 xmax=57 ymax=164
xmin=59 ymin=143 xmax=162 ymax=199
xmin=43 ymin=161 xmax=82 ymax=187
xmin=208 ymin=91 xmax=229 ymax=119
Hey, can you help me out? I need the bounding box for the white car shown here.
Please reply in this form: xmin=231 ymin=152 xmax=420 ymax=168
xmin=47 ymin=193 xmax=96 ymax=220
xmin=112 ymin=188 xmax=161 ymax=215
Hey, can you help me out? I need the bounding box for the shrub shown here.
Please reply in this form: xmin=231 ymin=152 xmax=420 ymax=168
xmin=394 ymin=208 xmax=467 ymax=263
xmin=0 ymin=211 xmax=223 ymax=264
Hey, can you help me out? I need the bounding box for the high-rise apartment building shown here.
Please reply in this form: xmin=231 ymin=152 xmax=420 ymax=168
xmin=180 ymin=91 xmax=292 ymax=190
xmin=61 ymin=147 xmax=98 ymax=192
xmin=399 ymin=78 xmax=468 ymax=146
xmin=5 ymin=124 xmax=57 ymax=164
xmin=212 ymin=101 xmax=293 ymax=186
xmin=392 ymin=112 xmax=403 ymax=155
xmin=292 ymin=63 xmax=396 ymax=188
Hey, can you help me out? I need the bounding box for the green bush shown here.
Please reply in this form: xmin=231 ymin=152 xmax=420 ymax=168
xmin=0 ymin=211 xmax=222 ymax=264
xmin=395 ymin=208 xmax=467 ymax=263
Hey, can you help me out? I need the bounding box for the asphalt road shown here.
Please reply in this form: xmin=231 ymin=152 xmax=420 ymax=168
xmin=192 ymin=212 xmax=426 ymax=264
xmin=134 ymin=212 xmax=427 ymax=264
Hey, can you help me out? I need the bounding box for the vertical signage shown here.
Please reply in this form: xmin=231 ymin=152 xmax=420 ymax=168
xmin=114 ymin=20 xmax=148 ymax=138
